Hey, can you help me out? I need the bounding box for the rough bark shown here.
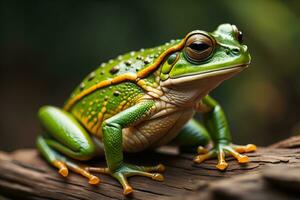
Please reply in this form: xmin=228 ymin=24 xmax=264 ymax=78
xmin=0 ymin=136 xmax=300 ymax=200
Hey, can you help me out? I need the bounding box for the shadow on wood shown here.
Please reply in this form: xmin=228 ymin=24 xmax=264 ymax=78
xmin=0 ymin=136 xmax=300 ymax=200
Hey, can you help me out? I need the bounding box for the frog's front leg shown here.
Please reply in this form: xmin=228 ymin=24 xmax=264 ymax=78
xmin=193 ymin=95 xmax=256 ymax=170
xmin=98 ymin=100 xmax=165 ymax=195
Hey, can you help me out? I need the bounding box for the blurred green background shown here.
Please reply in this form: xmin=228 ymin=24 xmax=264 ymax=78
xmin=1 ymin=0 xmax=300 ymax=151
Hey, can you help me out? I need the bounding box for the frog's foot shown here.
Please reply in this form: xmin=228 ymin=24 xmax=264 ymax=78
xmin=193 ymin=143 xmax=256 ymax=170
xmin=86 ymin=163 xmax=165 ymax=195
xmin=52 ymin=160 xmax=100 ymax=185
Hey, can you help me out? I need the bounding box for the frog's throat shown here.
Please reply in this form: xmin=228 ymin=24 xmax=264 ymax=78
xmin=63 ymin=31 xmax=203 ymax=111
xmin=158 ymin=65 xmax=247 ymax=107
xmin=160 ymin=64 xmax=248 ymax=87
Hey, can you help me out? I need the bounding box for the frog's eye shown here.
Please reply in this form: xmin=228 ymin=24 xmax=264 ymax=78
xmin=232 ymin=25 xmax=243 ymax=43
xmin=237 ymin=30 xmax=243 ymax=43
xmin=184 ymin=34 xmax=214 ymax=63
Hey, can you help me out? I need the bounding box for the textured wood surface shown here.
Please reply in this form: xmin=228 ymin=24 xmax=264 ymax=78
xmin=0 ymin=136 xmax=300 ymax=200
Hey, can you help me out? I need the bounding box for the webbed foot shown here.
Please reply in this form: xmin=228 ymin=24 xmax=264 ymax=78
xmin=86 ymin=163 xmax=165 ymax=195
xmin=193 ymin=143 xmax=256 ymax=170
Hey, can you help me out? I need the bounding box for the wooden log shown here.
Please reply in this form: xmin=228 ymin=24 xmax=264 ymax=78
xmin=269 ymin=135 xmax=300 ymax=148
xmin=0 ymin=136 xmax=300 ymax=200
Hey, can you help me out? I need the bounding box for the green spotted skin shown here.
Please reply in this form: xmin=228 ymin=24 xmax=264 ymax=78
xmin=67 ymin=39 xmax=181 ymax=135
xmin=69 ymin=40 xmax=181 ymax=98
xmin=71 ymin=82 xmax=144 ymax=136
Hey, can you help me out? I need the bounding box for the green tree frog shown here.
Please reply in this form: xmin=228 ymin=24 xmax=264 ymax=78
xmin=36 ymin=24 xmax=256 ymax=195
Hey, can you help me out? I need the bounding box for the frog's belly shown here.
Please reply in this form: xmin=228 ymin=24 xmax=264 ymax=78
xmin=122 ymin=109 xmax=194 ymax=152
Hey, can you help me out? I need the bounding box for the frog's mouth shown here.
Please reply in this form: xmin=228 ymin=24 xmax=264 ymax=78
xmin=161 ymin=64 xmax=249 ymax=87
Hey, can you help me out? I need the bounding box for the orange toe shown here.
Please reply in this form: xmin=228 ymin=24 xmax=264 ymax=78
xmin=157 ymin=164 xmax=166 ymax=172
xmin=152 ymin=173 xmax=164 ymax=181
xmin=238 ymin=155 xmax=249 ymax=163
xmin=123 ymin=186 xmax=133 ymax=195
xmin=58 ymin=167 xmax=69 ymax=177
xmin=246 ymin=144 xmax=257 ymax=152
xmin=216 ymin=161 xmax=228 ymax=171
xmin=89 ymin=176 xmax=100 ymax=185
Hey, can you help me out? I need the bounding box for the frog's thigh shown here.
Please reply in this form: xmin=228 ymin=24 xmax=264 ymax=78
xmin=36 ymin=135 xmax=101 ymax=185
xmin=171 ymin=118 xmax=211 ymax=148
xmin=37 ymin=105 xmax=96 ymax=161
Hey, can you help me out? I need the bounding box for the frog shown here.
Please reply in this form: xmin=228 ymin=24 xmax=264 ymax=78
xmin=36 ymin=23 xmax=257 ymax=195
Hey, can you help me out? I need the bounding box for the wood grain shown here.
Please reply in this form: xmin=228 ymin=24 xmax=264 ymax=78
xmin=0 ymin=136 xmax=300 ymax=200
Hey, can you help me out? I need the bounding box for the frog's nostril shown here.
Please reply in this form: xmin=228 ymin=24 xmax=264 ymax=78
xmin=231 ymin=48 xmax=240 ymax=55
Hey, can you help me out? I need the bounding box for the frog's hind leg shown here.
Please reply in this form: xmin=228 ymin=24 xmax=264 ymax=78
xmin=36 ymin=106 xmax=104 ymax=185
xmin=36 ymin=136 xmax=100 ymax=184
xmin=171 ymin=118 xmax=211 ymax=152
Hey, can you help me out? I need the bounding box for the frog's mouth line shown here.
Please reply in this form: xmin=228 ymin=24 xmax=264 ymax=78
xmin=161 ymin=64 xmax=249 ymax=86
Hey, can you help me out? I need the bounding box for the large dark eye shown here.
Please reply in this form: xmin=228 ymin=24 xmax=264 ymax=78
xmin=237 ymin=30 xmax=243 ymax=43
xmin=232 ymin=25 xmax=243 ymax=43
xmin=184 ymin=34 xmax=214 ymax=63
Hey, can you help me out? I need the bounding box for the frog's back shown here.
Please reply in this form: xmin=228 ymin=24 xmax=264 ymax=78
xmin=64 ymin=40 xmax=182 ymax=138
xmin=68 ymin=40 xmax=180 ymax=101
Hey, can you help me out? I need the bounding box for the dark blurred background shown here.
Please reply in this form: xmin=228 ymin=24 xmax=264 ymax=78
xmin=1 ymin=0 xmax=300 ymax=151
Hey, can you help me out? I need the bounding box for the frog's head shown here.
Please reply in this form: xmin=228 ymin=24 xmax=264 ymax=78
xmin=160 ymin=24 xmax=251 ymax=104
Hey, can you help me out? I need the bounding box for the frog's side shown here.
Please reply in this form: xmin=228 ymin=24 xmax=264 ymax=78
xmin=66 ymin=40 xmax=184 ymax=147
xmin=36 ymin=24 xmax=257 ymax=195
